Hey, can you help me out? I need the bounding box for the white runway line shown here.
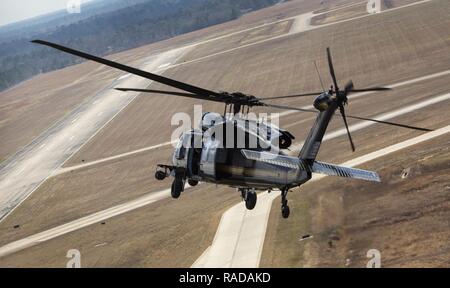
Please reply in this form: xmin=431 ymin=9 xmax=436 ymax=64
xmin=117 ymin=73 xmax=131 ymax=81
xmin=0 ymin=189 xmax=171 ymax=258
xmin=54 ymin=140 xmax=177 ymax=176
xmin=158 ymin=63 xmax=172 ymax=69
xmin=192 ymin=124 xmax=450 ymax=268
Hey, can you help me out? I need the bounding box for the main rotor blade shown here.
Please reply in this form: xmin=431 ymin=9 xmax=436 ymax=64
xmin=261 ymin=103 xmax=318 ymax=113
xmin=262 ymin=92 xmax=322 ymax=100
xmin=326 ymin=47 xmax=339 ymax=91
xmin=32 ymin=40 xmax=221 ymax=98
xmin=264 ymin=101 xmax=432 ymax=132
xmin=115 ymin=88 xmax=220 ymax=102
xmin=339 ymin=104 xmax=356 ymax=152
xmin=345 ymin=115 xmax=433 ymax=132
xmin=349 ymin=87 xmax=392 ymax=93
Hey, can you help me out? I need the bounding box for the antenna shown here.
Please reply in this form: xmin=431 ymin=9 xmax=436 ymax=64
xmin=314 ymin=61 xmax=326 ymax=92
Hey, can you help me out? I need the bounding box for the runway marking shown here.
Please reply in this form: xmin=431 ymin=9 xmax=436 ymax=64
xmin=71 ymin=118 xmax=78 ymax=124
xmin=0 ymin=189 xmax=171 ymax=258
xmin=117 ymin=73 xmax=131 ymax=81
xmin=158 ymin=63 xmax=172 ymax=69
xmin=193 ymin=124 xmax=450 ymax=268
xmin=54 ymin=140 xmax=176 ymax=176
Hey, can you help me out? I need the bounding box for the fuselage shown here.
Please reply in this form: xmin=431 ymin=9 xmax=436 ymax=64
xmin=172 ymin=117 xmax=308 ymax=190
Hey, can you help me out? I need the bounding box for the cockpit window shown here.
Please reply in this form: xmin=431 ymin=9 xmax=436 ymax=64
xmin=175 ymin=130 xmax=202 ymax=160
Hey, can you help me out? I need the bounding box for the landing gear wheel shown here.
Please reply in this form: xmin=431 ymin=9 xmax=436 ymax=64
xmin=279 ymin=136 xmax=292 ymax=149
xmin=171 ymin=178 xmax=184 ymax=199
xmin=281 ymin=187 xmax=290 ymax=219
xmin=188 ymin=179 xmax=199 ymax=187
xmin=281 ymin=205 xmax=290 ymax=219
xmin=245 ymin=191 xmax=257 ymax=210
xmin=155 ymin=170 xmax=166 ymax=181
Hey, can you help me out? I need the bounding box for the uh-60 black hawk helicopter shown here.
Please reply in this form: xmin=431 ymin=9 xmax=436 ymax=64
xmin=33 ymin=40 xmax=431 ymax=218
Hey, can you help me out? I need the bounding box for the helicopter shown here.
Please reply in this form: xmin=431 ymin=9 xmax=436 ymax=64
xmin=32 ymin=40 xmax=431 ymax=218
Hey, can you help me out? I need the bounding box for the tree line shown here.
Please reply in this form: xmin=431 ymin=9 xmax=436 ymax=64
xmin=0 ymin=0 xmax=280 ymax=92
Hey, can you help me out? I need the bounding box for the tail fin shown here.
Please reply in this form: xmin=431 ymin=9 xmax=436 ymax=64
xmin=299 ymin=102 xmax=337 ymax=161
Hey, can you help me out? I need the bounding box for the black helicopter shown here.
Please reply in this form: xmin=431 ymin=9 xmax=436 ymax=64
xmin=33 ymin=40 xmax=431 ymax=218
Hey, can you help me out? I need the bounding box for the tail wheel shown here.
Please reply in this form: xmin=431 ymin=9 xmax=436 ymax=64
xmin=245 ymin=191 xmax=257 ymax=210
xmin=171 ymin=178 xmax=184 ymax=199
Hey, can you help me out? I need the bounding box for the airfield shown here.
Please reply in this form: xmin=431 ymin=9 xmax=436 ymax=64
xmin=0 ymin=0 xmax=449 ymax=267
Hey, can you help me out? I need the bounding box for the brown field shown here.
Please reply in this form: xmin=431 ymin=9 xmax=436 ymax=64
xmin=181 ymin=19 xmax=293 ymax=62
xmin=0 ymin=0 xmax=449 ymax=267
xmin=0 ymin=184 xmax=237 ymax=268
xmin=0 ymin=145 xmax=176 ymax=246
xmin=260 ymin=132 xmax=450 ymax=268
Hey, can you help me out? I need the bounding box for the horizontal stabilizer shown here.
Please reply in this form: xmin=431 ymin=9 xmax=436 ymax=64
xmin=311 ymin=161 xmax=381 ymax=182
xmin=241 ymin=150 xmax=380 ymax=182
